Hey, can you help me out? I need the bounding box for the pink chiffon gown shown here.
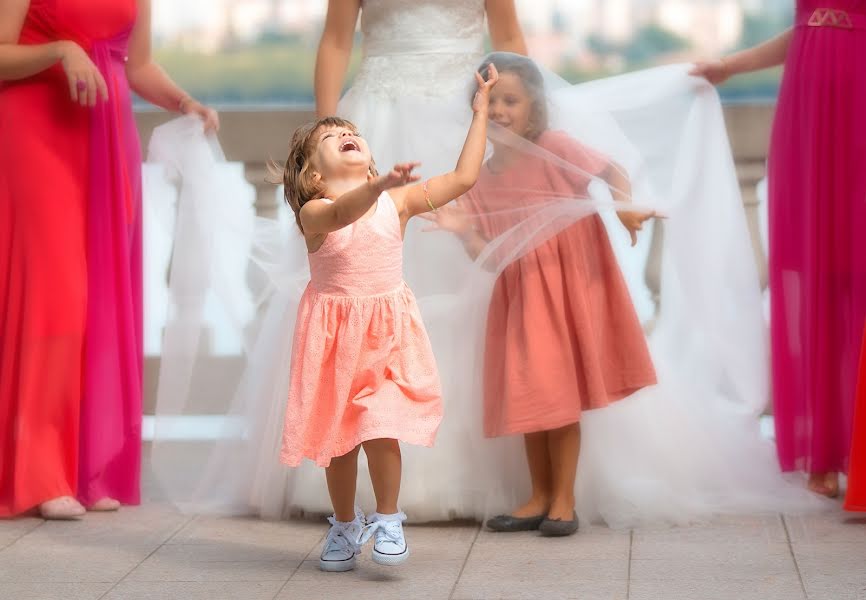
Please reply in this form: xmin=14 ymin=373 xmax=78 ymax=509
xmin=769 ymin=0 xmax=866 ymax=475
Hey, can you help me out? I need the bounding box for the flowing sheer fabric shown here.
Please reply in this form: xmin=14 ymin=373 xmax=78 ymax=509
xmin=150 ymin=59 xmax=828 ymax=527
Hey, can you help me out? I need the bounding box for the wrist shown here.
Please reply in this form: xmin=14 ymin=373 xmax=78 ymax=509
xmin=53 ymin=41 xmax=71 ymax=63
xmin=177 ymin=95 xmax=195 ymax=113
xmin=367 ymin=178 xmax=385 ymax=196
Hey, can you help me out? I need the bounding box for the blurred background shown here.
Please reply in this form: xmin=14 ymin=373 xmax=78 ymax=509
xmin=149 ymin=0 xmax=793 ymax=107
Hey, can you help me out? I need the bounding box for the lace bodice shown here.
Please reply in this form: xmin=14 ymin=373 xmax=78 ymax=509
xmin=348 ymin=0 xmax=487 ymax=99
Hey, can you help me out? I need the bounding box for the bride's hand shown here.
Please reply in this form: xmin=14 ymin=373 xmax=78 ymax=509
xmin=472 ymin=63 xmax=499 ymax=113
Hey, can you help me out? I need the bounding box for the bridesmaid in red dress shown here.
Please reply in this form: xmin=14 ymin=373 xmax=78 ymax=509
xmin=693 ymin=0 xmax=866 ymax=499
xmin=0 ymin=0 xmax=218 ymax=519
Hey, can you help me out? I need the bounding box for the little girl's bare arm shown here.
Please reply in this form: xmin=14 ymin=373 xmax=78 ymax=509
xmin=395 ymin=65 xmax=500 ymax=217
xmin=600 ymin=161 xmax=655 ymax=247
xmin=300 ymin=163 xmax=420 ymax=234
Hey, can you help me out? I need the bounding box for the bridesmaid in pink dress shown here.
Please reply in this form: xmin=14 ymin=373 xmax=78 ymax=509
xmin=0 ymin=0 xmax=217 ymax=519
xmin=693 ymin=0 xmax=866 ymax=497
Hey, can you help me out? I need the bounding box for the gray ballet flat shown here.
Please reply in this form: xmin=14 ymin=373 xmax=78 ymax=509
xmin=485 ymin=513 xmax=547 ymax=532
xmin=538 ymin=512 xmax=579 ymax=537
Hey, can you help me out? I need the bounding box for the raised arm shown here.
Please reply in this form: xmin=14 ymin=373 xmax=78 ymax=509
xmin=314 ymin=0 xmax=361 ymax=118
xmin=126 ymin=0 xmax=219 ymax=130
xmin=691 ymin=28 xmax=793 ymax=85
xmin=486 ymin=0 xmax=527 ymax=56
xmin=395 ymin=66 xmax=499 ymax=219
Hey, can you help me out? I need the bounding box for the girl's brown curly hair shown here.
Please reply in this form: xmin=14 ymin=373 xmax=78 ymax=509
xmin=269 ymin=116 xmax=378 ymax=232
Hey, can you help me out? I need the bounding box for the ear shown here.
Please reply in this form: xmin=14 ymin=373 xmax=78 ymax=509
xmin=312 ymin=171 xmax=322 ymax=183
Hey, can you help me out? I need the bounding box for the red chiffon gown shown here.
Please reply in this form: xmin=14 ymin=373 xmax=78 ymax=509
xmin=0 ymin=0 xmax=143 ymax=516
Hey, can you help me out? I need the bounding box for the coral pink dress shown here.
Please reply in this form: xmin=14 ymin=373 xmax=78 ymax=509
xmin=280 ymin=194 xmax=443 ymax=466
xmin=769 ymin=0 xmax=866 ymax=475
xmin=0 ymin=0 xmax=142 ymax=516
xmin=462 ymin=131 xmax=657 ymax=438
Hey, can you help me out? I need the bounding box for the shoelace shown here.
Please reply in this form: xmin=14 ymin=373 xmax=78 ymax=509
xmin=324 ymin=516 xmax=358 ymax=554
xmin=356 ymin=515 xmax=405 ymax=546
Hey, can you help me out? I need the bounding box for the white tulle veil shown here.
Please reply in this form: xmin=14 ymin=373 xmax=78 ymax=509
xmin=149 ymin=54 xmax=827 ymax=527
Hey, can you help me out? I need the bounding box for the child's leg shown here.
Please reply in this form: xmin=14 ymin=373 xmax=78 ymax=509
xmin=361 ymin=438 xmax=401 ymax=514
xmin=511 ymin=431 xmax=553 ymax=517
xmin=325 ymin=446 xmax=362 ymax=521
xmin=546 ymin=423 xmax=581 ymax=520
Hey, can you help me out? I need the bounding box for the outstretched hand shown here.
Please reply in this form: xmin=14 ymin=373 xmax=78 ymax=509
xmin=372 ymin=162 xmax=422 ymax=192
xmin=472 ymin=63 xmax=499 ymax=113
xmin=618 ymin=210 xmax=657 ymax=247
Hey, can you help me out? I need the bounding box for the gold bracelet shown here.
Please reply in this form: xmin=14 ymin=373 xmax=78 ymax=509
xmin=424 ymin=180 xmax=437 ymax=212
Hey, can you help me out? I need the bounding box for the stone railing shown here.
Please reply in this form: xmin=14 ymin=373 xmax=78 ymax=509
xmin=137 ymin=104 xmax=774 ymax=415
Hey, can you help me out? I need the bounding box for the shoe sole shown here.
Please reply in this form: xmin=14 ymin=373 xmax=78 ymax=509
xmin=372 ymin=546 xmax=409 ymax=566
xmin=319 ymin=554 xmax=357 ymax=572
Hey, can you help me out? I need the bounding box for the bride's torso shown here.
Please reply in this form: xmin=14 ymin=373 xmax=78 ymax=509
xmin=350 ymin=0 xmax=487 ymax=99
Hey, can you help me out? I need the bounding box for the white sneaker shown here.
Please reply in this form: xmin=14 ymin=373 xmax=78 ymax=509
xmin=357 ymin=511 xmax=409 ymax=566
xmin=319 ymin=516 xmax=362 ymax=572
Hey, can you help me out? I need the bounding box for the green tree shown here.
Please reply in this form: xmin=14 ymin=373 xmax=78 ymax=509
xmin=622 ymin=24 xmax=690 ymax=64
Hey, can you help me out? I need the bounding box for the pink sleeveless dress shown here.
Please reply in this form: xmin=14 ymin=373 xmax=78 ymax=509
xmin=280 ymin=194 xmax=443 ymax=467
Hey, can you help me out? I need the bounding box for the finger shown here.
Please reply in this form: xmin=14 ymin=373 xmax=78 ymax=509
xmin=95 ymin=71 xmax=109 ymax=103
xmin=205 ymin=113 xmax=218 ymax=133
xmin=630 ymin=230 xmax=638 ymax=247
xmin=77 ymin=73 xmax=89 ymax=107
xmin=86 ymin=71 xmax=97 ymax=107
xmin=486 ymin=63 xmax=499 ymax=85
xmin=67 ymin=73 xmax=79 ymax=102
xmin=406 ymin=174 xmax=421 ymax=183
xmin=475 ymin=71 xmax=485 ymax=87
xmin=78 ymin=72 xmax=90 ymax=106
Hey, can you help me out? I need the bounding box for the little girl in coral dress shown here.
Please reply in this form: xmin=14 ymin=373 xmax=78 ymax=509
xmin=275 ymin=68 xmax=497 ymax=571
xmin=424 ymin=53 xmax=657 ymax=535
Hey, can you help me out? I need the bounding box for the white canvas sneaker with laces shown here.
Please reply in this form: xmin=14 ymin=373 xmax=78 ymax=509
xmin=357 ymin=511 xmax=409 ymax=566
xmin=319 ymin=515 xmax=363 ymax=572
